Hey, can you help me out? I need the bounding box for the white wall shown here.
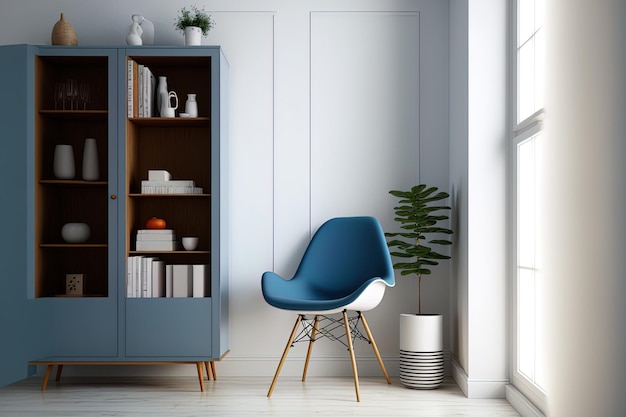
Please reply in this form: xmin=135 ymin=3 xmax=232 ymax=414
xmin=0 ymin=0 xmax=450 ymax=378
xmin=449 ymin=0 xmax=508 ymax=398
xmin=544 ymin=0 xmax=626 ymax=415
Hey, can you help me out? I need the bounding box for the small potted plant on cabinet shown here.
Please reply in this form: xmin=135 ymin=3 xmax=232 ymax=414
xmin=174 ymin=5 xmax=215 ymax=45
xmin=386 ymin=184 xmax=453 ymax=389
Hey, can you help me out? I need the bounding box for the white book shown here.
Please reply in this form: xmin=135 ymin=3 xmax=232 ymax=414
xmin=141 ymin=186 xmax=204 ymax=194
xmin=134 ymin=255 xmax=144 ymax=298
xmin=148 ymin=170 xmax=171 ymax=181
xmin=136 ymin=241 xmax=177 ymax=251
xmin=138 ymin=64 xmax=144 ymax=117
xmin=136 ymin=233 xmax=177 ymax=241
xmin=148 ymin=67 xmax=156 ymax=117
xmin=165 ymin=264 xmax=173 ymax=297
xmin=172 ymin=264 xmax=192 ymax=297
xmin=152 ymin=260 xmax=165 ymax=297
xmin=126 ymin=257 xmax=133 ymax=297
xmin=137 ymin=229 xmax=175 ymax=234
xmin=127 ymin=59 xmax=134 ymax=117
xmin=141 ymin=257 xmax=154 ymax=297
xmin=192 ymin=264 xmax=208 ymax=298
xmin=141 ymin=180 xmax=196 ymax=186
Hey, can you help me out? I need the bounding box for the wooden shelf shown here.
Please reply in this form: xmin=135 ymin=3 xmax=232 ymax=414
xmin=129 ymin=193 xmax=210 ymax=198
xmin=40 ymin=179 xmax=108 ymax=186
xmin=128 ymin=117 xmax=210 ymax=127
xmin=39 ymin=110 xmax=108 ymax=120
xmin=40 ymin=244 xmax=108 ymax=248
xmin=129 ymin=250 xmax=210 ymax=255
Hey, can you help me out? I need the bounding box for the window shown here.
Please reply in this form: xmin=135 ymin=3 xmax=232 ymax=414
xmin=511 ymin=0 xmax=546 ymax=411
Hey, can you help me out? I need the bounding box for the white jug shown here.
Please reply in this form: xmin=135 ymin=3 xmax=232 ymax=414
xmin=160 ymin=91 xmax=178 ymax=118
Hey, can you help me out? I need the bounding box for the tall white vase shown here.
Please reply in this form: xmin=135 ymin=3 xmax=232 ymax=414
xmin=156 ymin=76 xmax=167 ymax=116
xmin=53 ymin=144 xmax=75 ymax=179
xmin=82 ymin=138 xmax=99 ymax=181
xmin=399 ymin=313 xmax=444 ymax=389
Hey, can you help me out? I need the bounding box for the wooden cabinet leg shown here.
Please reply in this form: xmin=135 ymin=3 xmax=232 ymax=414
xmin=204 ymin=361 xmax=217 ymax=381
xmin=41 ymin=364 xmax=53 ymax=391
xmin=55 ymin=364 xmax=64 ymax=382
xmin=196 ymin=362 xmax=205 ymax=392
xmin=204 ymin=361 xmax=211 ymax=381
xmin=210 ymin=361 xmax=217 ymax=380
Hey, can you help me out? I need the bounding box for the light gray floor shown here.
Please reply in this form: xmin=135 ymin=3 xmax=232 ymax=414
xmin=0 ymin=376 xmax=520 ymax=416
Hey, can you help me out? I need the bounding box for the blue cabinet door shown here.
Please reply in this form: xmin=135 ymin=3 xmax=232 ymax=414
xmin=125 ymin=298 xmax=212 ymax=358
xmin=0 ymin=44 xmax=41 ymax=387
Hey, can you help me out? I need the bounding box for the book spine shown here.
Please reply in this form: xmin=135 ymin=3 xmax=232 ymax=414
xmin=134 ymin=256 xmax=143 ymax=298
xmin=152 ymin=261 xmax=165 ymax=297
xmin=172 ymin=264 xmax=192 ymax=297
xmin=138 ymin=64 xmax=144 ymax=118
xmin=192 ymin=264 xmax=208 ymax=298
xmin=166 ymin=264 xmax=173 ymax=297
xmin=127 ymin=59 xmax=134 ymax=118
xmin=136 ymin=241 xmax=177 ymax=251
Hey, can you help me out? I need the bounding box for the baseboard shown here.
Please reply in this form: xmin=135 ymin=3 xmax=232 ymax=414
xmin=450 ymin=356 xmax=508 ymax=399
xmin=505 ymin=385 xmax=546 ymax=417
xmin=36 ymin=352 xmax=453 ymax=379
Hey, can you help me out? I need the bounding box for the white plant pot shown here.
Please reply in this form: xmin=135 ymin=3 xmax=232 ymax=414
xmin=399 ymin=313 xmax=444 ymax=389
xmin=184 ymin=26 xmax=202 ymax=46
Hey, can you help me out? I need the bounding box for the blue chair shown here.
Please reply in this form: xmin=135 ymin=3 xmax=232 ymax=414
xmin=262 ymin=216 xmax=395 ymax=401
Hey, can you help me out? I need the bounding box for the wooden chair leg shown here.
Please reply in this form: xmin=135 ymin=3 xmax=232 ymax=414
xmin=360 ymin=312 xmax=391 ymax=384
xmin=41 ymin=364 xmax=53 ymax=391
xmin=302 ymin=315 xmax=319 ymax=382
xmin=195 ymin=362 xmax=205 ymax=392
xmin=343 ymin=311 xmax=360 ymax=402
xmin=55 ymin=364 xmax=64 ymax=382
xmin=267 ymin=315 xmax=303 ymax=398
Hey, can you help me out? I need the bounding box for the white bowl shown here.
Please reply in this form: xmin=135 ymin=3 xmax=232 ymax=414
xmin=182 ymin=236 xmax=198 ymax=251
xmin=179 ymin=113 xmax=190 ymax=118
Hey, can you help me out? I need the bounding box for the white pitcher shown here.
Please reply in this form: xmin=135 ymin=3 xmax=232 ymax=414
xmin=160 ymin=91 xmax=178 ymax=118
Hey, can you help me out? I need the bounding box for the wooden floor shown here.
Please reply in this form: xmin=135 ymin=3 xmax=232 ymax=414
xmin=0 ymin=376 xmax=520 ymax=416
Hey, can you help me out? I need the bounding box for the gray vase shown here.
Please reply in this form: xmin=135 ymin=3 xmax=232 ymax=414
xmin=53 ymin=144 xmax=75 ymax=179
xmin=82 ymin=138 xmax=99 ymax=181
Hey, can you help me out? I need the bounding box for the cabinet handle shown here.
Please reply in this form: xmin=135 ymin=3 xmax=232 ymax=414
xmin=111 ymin=195 xmax=117 ymax=200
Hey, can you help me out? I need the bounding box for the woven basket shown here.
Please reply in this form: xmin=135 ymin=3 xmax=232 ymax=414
xmin=51 ymin=13 xmax=78 ymax=45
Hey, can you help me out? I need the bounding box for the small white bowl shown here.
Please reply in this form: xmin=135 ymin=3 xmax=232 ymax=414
xmin=179 ymin=113 xmax=190 ymax=118
xmin=182 ymin=236 xmax=199 ymax=251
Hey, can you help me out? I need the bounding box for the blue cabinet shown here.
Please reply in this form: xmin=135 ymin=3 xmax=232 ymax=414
xmin=0 ymin=45 xmax=229 ymax=387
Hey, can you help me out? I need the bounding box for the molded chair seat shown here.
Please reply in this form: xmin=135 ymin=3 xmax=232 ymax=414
xmin=261 ymin=216 xmax=395 ymax=401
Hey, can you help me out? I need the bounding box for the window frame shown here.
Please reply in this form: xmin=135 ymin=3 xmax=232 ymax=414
xmin=508 ymin=0 xmax=547 ymax=412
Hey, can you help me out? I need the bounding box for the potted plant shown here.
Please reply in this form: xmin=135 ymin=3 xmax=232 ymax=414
xmin=174 ymin=5 xmax=215 ymax=45
xmin=385 ymin=184 xmax=453 ymax=389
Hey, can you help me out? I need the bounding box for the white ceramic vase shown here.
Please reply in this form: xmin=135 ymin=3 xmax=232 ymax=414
xmin=184 ymin=26 xmax=202 ymax=45
xmin=185 ymin=93 xmax=198 ymax=117
xmin=82 ymin=138 xmax=99 ymax=181
xmin=399 ymin=313 xmax=444 ymax=389
xmin=156 ymin=76 xmax=167 ymax=116
xmin=53 ymin=144 xmax=75 ymax=179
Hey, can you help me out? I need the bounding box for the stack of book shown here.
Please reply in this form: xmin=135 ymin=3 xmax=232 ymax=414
xmin=127 ymin=59 xmax=156 ymax=118
xmin=140 ymin=169 xmax=203 ymax=194
xmin=127 ymin=256 xmax=208 ymax=298
xmin=136 ymin=229 xmax=177 ymax=251
xmin=141 ymin=179 xmax=203 ymax=194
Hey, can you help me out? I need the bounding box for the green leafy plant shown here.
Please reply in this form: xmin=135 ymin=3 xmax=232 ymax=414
xmin=386 ymin=184 xmax=453 ymax=314
xmin=174 ymin=5 xmax=215 ymax=37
